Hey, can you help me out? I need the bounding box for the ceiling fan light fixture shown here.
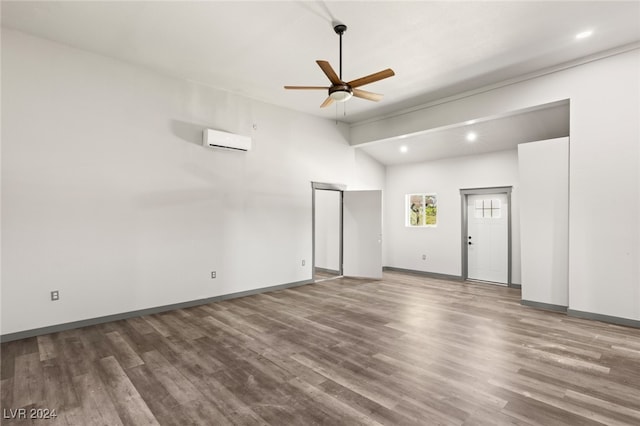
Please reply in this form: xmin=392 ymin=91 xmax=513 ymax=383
xmin=329 ymin=90 xmax=353 ymax=102
xmin=329 ymin=84 xmax=353 ymax=102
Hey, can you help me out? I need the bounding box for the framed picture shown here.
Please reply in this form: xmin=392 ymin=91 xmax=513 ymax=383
xmin=405 ymin=193 xmax=437 ymax=227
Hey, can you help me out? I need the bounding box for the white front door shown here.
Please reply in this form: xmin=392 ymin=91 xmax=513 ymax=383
xmin=467 ymin=193 xmax=508 ymax=284
xmin=343 ymin=190 xmax=382 ymax=279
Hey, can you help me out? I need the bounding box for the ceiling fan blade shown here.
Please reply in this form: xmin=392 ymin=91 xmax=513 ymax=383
xmin=352 ymin=88 xmax=383 ymax=102
xmin=320 ymin=97 xmax=334 ymax=108
xmin=316 ymin=60 xmax=342 ymax=84
xmin=284 ymin=86 xmax=329 ymax=90
xmin=348 ymin=68 xmax=395 ymax=88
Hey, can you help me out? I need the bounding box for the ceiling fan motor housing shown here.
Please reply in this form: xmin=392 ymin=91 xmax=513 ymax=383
xmin=329 ymin=83 xmax=353 ymax=102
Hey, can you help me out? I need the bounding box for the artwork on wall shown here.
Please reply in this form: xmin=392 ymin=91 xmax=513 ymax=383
xmin=406 ymin=194 xmax=437 ymax=227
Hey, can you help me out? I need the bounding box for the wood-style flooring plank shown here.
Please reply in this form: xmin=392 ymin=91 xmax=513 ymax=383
xmin=12 ymin=353 xmax=44 ymax=409
xmin=139 ymin=350 xmax=202 ymax=405
xmin=71 ymin=371 xmax=124 ymax=426
xmin=96 ymin=356 xmax=158 ymax=425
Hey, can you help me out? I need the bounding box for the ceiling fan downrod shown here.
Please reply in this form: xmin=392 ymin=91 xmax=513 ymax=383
xmin=333 ymin=23 xmax=347 ymax=80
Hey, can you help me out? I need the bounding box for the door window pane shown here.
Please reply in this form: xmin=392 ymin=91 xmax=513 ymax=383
xmin=474 ymin=199 xmax=501 ymax=218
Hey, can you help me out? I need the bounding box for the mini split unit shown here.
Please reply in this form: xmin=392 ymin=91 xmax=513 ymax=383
xmin=202 ymin=128 xmax=251 ymax=151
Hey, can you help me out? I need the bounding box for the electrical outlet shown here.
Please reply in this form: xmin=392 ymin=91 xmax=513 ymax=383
xmin=422 ymin=254 xmax=427 ymax=260
xmin=211 ymin=271 xmax=216 ymax=279
xmin=302 ymin=259 xmax=306 ymax=266
xmin=51 ymin=290 xmax=59 ymax=301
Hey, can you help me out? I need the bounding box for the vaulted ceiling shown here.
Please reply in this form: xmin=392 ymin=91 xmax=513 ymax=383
xmin=2 ymin=1 xmax=639 ymax=164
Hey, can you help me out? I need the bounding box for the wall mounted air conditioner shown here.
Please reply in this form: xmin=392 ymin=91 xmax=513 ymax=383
xmin=202 ymin=128 xmax=251 ymax=151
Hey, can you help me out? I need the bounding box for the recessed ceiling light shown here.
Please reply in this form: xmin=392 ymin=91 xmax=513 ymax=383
xmin=575 ymin=30 xmax=593 ymax=40
xmin=465 ymin=119 xmax=477 ymax=125
xmin=400 ymin=145 xmax=408 ymax=153
xmin=466 ymin=132 xmax=477 ymax=142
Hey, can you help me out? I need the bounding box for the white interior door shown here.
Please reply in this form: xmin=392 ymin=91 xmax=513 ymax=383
xmin=343 ymin=190 xmax=382 ymax=279
xmin=467 ymin=193 xmax=508 ymax=284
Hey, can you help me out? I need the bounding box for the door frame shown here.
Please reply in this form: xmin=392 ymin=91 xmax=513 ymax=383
xmin=460 ymin=186 xmax=514 ymax=287
xmin=312 ymin=182 xmax=345 ymax=282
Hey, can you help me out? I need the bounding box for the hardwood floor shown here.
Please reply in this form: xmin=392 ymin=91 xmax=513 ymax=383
xmin=314 ymin=269 xmax=341 ymax=282
xmin=2 ymin=271 xmax=639 ymax=425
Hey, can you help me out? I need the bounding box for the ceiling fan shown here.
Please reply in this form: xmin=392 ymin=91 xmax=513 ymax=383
xmin=284 ymin=22 xmax=395 ymax=108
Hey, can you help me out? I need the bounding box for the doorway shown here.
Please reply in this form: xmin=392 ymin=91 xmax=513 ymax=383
xmin=313 ymin=186 xmax=343 ymax=281
xmin=461 ymin=187 xmax=513 ymax=286
xmin=312 ymin=182 xmax=383 ymax=282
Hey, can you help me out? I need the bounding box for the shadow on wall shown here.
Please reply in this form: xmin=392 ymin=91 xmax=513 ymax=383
xmin=170 ymin=119 xmax=209 ymax=146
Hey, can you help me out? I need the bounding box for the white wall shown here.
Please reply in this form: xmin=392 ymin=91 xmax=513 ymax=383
xmin=314 ymin=190 xmax=341 ymax=272
xmin=518 ymin=138 xmax=569 ymax=307
xmin=355 ymin=48 xmax=640 ymax=321
xmin=384 ymin=150 xmax=521 ymax=283
xmin=0 ymin=29 xmax=385 ymax=335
